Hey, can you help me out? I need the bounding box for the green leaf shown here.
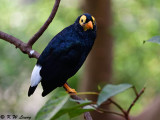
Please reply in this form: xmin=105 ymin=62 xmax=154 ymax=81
xmin=55 ymin=114 xmax=70 ymax=120
xmin=35 ymin=92 xmax=69 ymax=120
xmin=51 ymin=102 xmax=94 ymax=119
xmin=97 ymin=84 xmax=133 ymax=106
xmin=70 ymin=98 xmax=92 ymax=104
xmin=144 ymin=36 xmax=160 ymax=44
xmin=68 ymin=108 xmax=92 ymax=118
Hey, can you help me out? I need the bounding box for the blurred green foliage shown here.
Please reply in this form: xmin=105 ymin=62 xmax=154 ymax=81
xmin=113 ymin=0 xmax=160 ymax=114
xmin=1 ymin=0 xmax=160 ymax=118
xmin=36 ymin=84 xmax=132 ymax=120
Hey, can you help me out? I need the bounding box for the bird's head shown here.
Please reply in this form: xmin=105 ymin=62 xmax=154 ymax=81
xmin=75 ymin=13 xmax=96 ymax=32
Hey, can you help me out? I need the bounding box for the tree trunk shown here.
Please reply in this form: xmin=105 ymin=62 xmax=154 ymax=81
xmin=80 ymin=0 xmax=113 ymax=119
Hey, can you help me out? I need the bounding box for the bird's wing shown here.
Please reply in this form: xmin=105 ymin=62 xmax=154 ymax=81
xmin=37 ymin=25 xmax=77 ymax=65
xmin=29 ymin=26 xmax=75 ymax=88
xmin=40 ymin=39 xmax=83 ymax=96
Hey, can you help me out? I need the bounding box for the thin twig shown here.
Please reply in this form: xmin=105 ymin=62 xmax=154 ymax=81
xmin=77 ymin=92 xmax=99 ymax=95
xmin=97 ymin=108 xmax=125 ymax=118
xmin=91 ymin=104 xmax=124 ymax=118
xmin=27 ymin=0 xmax=61 ymax=46
xmin=101 ymin=100 xmax=112 ymax=106
xmin=132 ymin=86 xmax=138 ymax=96
xmin=109 ymin=99 xmax=126 ymax=115
xmin=127 ymin=87 xmax=145 ymax=114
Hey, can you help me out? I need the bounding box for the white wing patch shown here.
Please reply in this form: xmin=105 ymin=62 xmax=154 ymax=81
xmin=30 ymin=65 xmax=42 ymax=87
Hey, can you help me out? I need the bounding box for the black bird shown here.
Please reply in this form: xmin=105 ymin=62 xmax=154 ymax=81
xmin=28 ymin=13 xmax=97 ymax=97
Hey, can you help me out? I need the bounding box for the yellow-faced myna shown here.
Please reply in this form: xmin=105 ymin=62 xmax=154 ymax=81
xmin=28 ymin=13 xmax=97 ymax=97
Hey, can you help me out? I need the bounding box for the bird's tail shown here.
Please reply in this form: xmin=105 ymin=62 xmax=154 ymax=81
xmin=28 ymin=86 xmax=37 ymax=97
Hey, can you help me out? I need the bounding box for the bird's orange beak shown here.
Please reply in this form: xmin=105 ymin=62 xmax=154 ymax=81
xmin=83 ymin=21 xmax=93 ymax=31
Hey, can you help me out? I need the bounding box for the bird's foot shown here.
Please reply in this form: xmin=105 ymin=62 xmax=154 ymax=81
xmin=67 ymin=88 xmax=77 ymax=94
xmin=63 ymin=83 xmax=77 ymax=94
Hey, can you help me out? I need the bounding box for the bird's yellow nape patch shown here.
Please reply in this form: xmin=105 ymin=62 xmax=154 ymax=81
xmin=79 ymin=15 xmax=87 ymax=26
xmin=92 ymin=16 xmax=95 ymax=25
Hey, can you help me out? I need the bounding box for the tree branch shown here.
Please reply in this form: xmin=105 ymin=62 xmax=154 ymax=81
xmin=127 ymin=87 xmax=145 ymax=114
xmin=132 ymin=86 xmax=138 ymax=96
xmin=0 ymin=31 xmax=40 ymax=58
xmin=98 ymin=87 xmax=145 ymax=120
xmin=109 ymin=99 xmax=126 ymax=115
xmin=71 ymin=95 xmax=93 ymax=120
xmin=27 ymin=0 xmax=61 ymax=47
xmin=97 ymin=108 xmax=125 ymax=118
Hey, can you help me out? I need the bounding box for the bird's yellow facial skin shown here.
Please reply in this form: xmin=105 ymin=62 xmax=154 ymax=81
xmin=79 ymin=15 xmax=95 ymax=31
xmin=79 ymin=15 xmax=87 ymax=26
xmin=92 ymin=16 xmax=95 ymax=25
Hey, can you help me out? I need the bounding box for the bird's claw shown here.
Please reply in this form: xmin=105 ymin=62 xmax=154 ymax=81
xmin=63 ymin=83 xmax=77 ymax=94
xmin=67 ymin=88 xmax=77 ymax=94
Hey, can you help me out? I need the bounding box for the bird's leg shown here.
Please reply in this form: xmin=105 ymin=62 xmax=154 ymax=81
xmin=63 ymin=83 xmax=77 ymax=94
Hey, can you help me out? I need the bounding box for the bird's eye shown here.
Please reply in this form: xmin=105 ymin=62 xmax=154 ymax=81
xmin=92 ymin=16 xmax=96 ymax=25
xmin=81 ymin=19 xmax=83 ymax=23
xmin=79 ymin=15 xmax=87 ymax=26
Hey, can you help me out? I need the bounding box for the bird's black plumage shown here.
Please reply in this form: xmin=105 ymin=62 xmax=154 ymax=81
xmin=28 ymin=13 xmax=97 ymax=97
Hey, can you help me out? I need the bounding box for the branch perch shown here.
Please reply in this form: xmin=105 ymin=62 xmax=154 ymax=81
xmin=27 ymin=0 xmax=61 ymax=46
xmin=0 ymin=31 xmax=40 ymax=58
xmin=71 ymin=95 xmax=93 ymax=120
